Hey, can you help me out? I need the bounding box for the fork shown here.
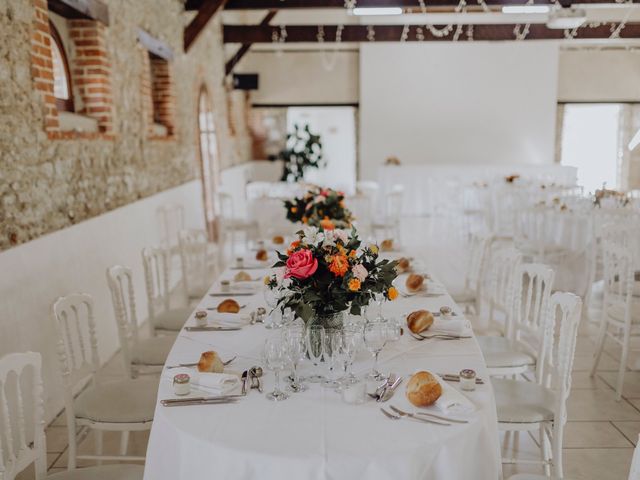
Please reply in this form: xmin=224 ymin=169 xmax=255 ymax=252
xmin=390 ymin=405 xmax=466 ymax=424
xmin=166 ymin=356 xmax=237 ymax=369
xmin=408 ymin=331 xmax=469 ymax=341
xmin=380 ymin=407 xmax=450 ymax=426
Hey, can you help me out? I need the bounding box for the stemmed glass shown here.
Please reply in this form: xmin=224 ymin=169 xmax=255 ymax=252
xmin=369 ymin=293 xmax=386 ymax=322
xmin=333 ymin=326 xmax=361 ymax=390
xmin=283 ymin=327 xmax=308 ymax=392
xmin=305 ymin=325 xmax=326 ymax=383
xmin=263 ymin=337 xmax=289 ymax=401
xmin=323 ymin=329 xmax=343 ymax=389
xmin=263 ymin=288 xmax=279 ymax=330
xmin=364 ymin=320 xmax=388 ymax=380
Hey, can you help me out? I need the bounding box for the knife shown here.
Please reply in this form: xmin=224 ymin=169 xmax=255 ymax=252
xmin=379 ymin=376 xmax=404 ymax=402
xmin=241 ymin=370 xmax=248 ymax=395
xmin=185 ymin=326 xmax=242 ymax=332
xmin=160 ymin=395 xmax=244 ymax=407
xmin=209 ymin=292 xmax=255 ymax=297
xmin=438 ymin=373 xmax=484 ymax=384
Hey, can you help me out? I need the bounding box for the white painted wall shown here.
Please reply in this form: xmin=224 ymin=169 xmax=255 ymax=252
xmin=359 ymin=42 xmax=560 ymax=179
xmin=237 ymin=50 xmax=359 ymax=105
xmin=558 ymin=49 xmax=640 ymax=102
xmin=0 ymin=181 xmax=205 ymax=422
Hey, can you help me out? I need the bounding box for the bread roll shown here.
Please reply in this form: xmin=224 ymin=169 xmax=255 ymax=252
xmin=256 ymin=249 xmax=268 ymax=261
xmin=197 ymin=351 xmax=224 ymax=373
xmin=234 ymin=271 xmax=252 ymax=282
xmin=217 ymin=298 xmax=240 ymax=313
xmin=407 ymin=310 xmax=434 ymax=334
xmin=396 ymin=257 xmax=411 ymax=273
xmin=380 ymin=239 xmax=394 ymax=251
xmin=272 ymin=235 xmax=285 ymax=245
xmin=406 ymin=371 xmax=442 ymax=407
xmin=405 ymin=274 xmax=425 ymax=293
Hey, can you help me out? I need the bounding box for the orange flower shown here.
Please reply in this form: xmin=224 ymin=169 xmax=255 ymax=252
xmin=349 ymin=250 xmax=357 ymax=258
xmin=348 ymin=278 xmax=361 ymax=291
xmin=302 ymin=216 xmax=308 ymax=224
xmin=291 ymin=206 xmax=298 ymax=213
xmin=387 ymin=287 xmax=398 ymax=301
xmin=320 ymin=217 xmax=335 ymax=230
xmin=329 ymin=254 xmax=349 ymax=277
xmin=287 ymin=240 xmax=301 ymax=255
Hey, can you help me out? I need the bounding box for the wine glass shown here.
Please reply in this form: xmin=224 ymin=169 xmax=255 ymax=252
xmin=368 ymin=293 xmax=386 ymax=322
xmin=306 ymin=325 xmax=326 ymax=383
xmin=340 ymin=326 xmax=362 ymax=386
xmin=263 ymin=288 xmax=278 ymax=330
xmin=283 ymin=327 xmax=308 ymax=393
xmin=323 ymin=329 xmax=343 ymax=389
xmin=263 ymin=337 xmax=289 ymax=401
xmin=385 ymin=317 xmax=402 ymax=343
xmin=364 ymin=320 xmax=388 ymax=380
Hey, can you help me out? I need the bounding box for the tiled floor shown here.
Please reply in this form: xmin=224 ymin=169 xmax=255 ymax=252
xmin=15 ymin=216 xmax=640 ymax=479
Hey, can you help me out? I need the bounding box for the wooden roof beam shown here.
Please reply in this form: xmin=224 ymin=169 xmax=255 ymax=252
xmin=225 ymin=10 xmax=277 ymax=76
xmin=47 ymin=0 xmax=109 ymax=25
xmin=223 ymin=23 xmax=640 ymax=42
xmin=185 ymin=0 xmax=228 ymax=52
xmin=224 ymin=0 xmax=640 ymax=8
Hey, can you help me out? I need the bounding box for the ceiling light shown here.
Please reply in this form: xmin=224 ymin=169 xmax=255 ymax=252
xmin=502 ymin=5 xmax=551 ymax=14
xmin=351 ymin=7 xmax=403 ymax=16
xmin=546 ymin=7 xmax=586 ymax=29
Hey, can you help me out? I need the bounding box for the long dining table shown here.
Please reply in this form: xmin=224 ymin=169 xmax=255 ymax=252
xmin=143 ymin=249 xmax=501 ymax=480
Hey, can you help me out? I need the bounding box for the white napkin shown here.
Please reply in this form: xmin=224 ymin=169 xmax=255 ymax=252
xmin=431 ymin=318 xmax=468 ymax=335
xmin=394 ymin=275 xmax=445 ymax=297
xmin=193 ymin=372 xmax=239 ymax=394
xmin=208 ymin=313 xmax=251 ymax=327
xmin=434 ymin=374 xmax=476 ymax=415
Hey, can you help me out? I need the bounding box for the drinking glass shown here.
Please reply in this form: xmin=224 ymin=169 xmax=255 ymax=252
xmin=263 ymin=338 xmax=289 ymax=401
xmin=305 ymin=325 xmax=326 ymax=383
xmin=368 ymin=293 xmax=386 ymax=322
xmin=364 ymin=320 xmax=388 ymax=380
xmin=263 ymin=288 xmax=278 ymax=330
xmin=385 ymin=317 xmax=402 ymax=343
xmin=323 ymin=329 xmax=343 ymax=389
xmin=283 ymin=327 xmax=308 ymax=393
xmin=339 ymin=326 xmax=362 ymax=386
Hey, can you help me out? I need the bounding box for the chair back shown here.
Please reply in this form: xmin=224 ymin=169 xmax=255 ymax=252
xmin=464 ymin=234 xmax=490 ymax=296
xmin=106 ymin=265 xmax=140 ymax=377
xmin=218 ymin=191 xmax=236 ymax=221
xmin=178 ymin=229 xmax=211 ymax=298
xmin=346 ymin=195 xmax=372 ymax=234
xmin=0 ymin=352 xmax=46 ymax=480
xmin=142 ymin=246 xmax=171 ymax=327
xmin=515 ymin=207 xmax=551 ymax=258
xmin=511 ymin=263 xmax=555 ymax=379
xmin=543 ymin=292 xmax=582 ymax=424
xmin=485 ymin=243 xmax=523 ymax=323
xmin=156 ymin=204 xmax=184 ymax=249
xmin=602 ymin=240 xmax=636 ymax=327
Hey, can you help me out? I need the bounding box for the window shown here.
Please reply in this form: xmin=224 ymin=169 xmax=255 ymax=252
xmin=49 ymin=21 xmax=73 ymax=112
xmin=148 ymin=53 xmax=175 ymax=136
xmin=560 ymin=104 xmax=621 ymax=194
xmin=197 ymin=86 xmax=220 ymax=239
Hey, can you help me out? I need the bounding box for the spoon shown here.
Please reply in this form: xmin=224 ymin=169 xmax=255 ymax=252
xmin=249 ymin=366 xmax=264 ymax=393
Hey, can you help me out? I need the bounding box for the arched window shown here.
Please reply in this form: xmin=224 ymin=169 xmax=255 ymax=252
xmin=197 ymin=86 xmax=220 ymax=240
xmin=49 ymin=21 xmax=73 ymax=112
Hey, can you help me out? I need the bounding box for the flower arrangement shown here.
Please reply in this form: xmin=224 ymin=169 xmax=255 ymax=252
xmin=265 ymin=227 xmax=398 ymax=324
xmin=284 ymin=186 xmax=354 ymax=230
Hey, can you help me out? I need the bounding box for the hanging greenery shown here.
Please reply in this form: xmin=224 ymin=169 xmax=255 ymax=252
xmin=279 ymin=123 xmax=324 ymax=182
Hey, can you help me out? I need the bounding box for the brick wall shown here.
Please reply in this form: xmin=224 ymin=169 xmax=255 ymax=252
xmin=150 ymin=56 xmax=176 ymax=137
xmin=30 ymin=0 xmax=58 ymax=131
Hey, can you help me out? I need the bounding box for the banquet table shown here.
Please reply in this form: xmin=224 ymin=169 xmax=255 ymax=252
xmin=144 ymin=251 xmax=501 ymax=480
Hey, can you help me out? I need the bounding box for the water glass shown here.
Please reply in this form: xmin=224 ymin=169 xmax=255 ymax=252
xmin=306 ymin=325 xmax=326 ymax=383
xmin=364 ymin=321 xmax=387 ymax=380
xmin=323 ymin=329 xmax=343 ymax=388
xmin=340 ymin=326 xmax=362 ymax=386
xmin=263 ymin=338 xmax=289 ymax=401
xmin=283 ymin=327 xmax=308 ymax=393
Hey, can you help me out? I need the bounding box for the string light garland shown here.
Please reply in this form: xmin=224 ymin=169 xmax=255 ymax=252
xmin=366 ymin=25 xmax=376 ymax=41
xmin=400 ymin=24 xmax=410 ymax=41
xmin=513 ymin=24 xmax=530 ymax=40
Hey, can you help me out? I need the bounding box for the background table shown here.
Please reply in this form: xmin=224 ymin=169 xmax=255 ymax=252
xmin=144 ymin=254 xmax=501 ymax=480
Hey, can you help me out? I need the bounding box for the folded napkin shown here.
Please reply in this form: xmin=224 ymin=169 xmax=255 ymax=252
xmin=431 ymin=318 xmax=468 ymax=335
xmin=394 ymin=275 xmax=446 ymax=297
xmin=434 ymin=374 xmax=476 ymax=415
xmin=192 ymin=372 xmax=240 ymax=394
xmin=208 ymin=313 xmax=251 ymax=327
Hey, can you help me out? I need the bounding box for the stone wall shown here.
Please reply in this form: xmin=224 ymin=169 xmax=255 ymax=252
xmin=0 ymin=0 xmax=251 ymax=250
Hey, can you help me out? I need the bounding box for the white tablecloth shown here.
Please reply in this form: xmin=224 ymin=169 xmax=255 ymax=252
xmin=144 ymin=254 xmax=501 ymax=480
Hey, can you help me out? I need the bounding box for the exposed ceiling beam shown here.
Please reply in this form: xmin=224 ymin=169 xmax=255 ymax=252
xmin=224 ymin=23 xmax=640 ymax=42
xmin=224 ymin=0 xmax=640 ymax=8
xmin=184 ymin=0 xmax=228 ymax=52
xmin=47 ymin=0 xmax=109 ymax=25
xmin=225 ymin=10 xmax=277 ymax=75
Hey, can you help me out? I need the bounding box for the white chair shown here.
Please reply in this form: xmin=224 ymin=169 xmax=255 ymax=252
xmin=590 ymin=240 xmax=640 ymax=400
xmin=451 ymin=234 xmax=491 ymax=315
xmin=218 ymin=191 xmax=259 ymax=257
xmin=106 ymin=266 xmax=175 ymax=378
xmin=494 ymin=292 xmax=582 ymax=478
xmin=508 ymin=432 xmax=640 ymax=480
xmin=372 ymin=184 xmax=404 ymax=243
xmin=141 ymin=246 xmax=192 ymax=334
xmin=156 ymin=203 xmax=184 ymax=252
xmin=52 ymin=294 xmax=157 ymax=468
xmin=0 ymin=351 xmax=144 ymax=479
xmin=355 ymin=180 xmax=379 ymax=210
xmin=178 ymin=229 xmax=218 ymax=301
xmin=345 ymin=194 xmax=373 ymax=238
xmin=478 ymin=263 xmax=555 ymax=376
xmin=481 ymin=242 xmax=523 ymax=335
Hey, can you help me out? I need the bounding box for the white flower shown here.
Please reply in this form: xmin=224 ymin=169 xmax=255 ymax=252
xmin=274 ymin=266 xmax=287 ymax=284
xmin=334 ymin=229 xmax=349 ymax=245
xmin=314 ymin=195 xmax=326 ymax=204
xmin=302 ymin=226 xmax=324 ymax=246
xmin=352 ymin=264 xmax=368 ymax=281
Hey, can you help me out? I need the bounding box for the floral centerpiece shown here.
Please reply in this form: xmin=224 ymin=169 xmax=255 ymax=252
xmin=265 ymin=226 xmax=398 ymax=326
xmin=284 ymin=186 xmax=354 ymax=230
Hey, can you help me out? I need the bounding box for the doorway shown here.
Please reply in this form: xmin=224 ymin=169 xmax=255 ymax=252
xmin=197 ymin=86 xmax=220 ymax=240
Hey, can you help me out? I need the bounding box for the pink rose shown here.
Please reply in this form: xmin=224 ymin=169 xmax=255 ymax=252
xmin=352 ymin=264 xmax=368 ymax=281
xmin=285 ymin=249 xmax=318 ymax=280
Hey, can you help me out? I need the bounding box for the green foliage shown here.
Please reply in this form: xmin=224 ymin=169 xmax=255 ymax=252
xmin=279 ymin=124 xmax=324 ymax=182
xmin=283 ymin=186 xmax=354 ymax=228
